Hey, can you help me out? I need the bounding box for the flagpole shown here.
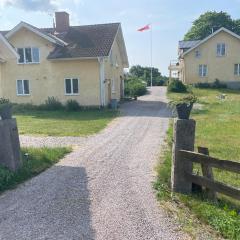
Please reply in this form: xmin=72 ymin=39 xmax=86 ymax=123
xmin=150 ymin=23 xmax=153 ymax=88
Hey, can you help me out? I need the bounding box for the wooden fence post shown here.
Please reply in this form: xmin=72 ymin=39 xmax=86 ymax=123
xmin=198 ymin=147 xmax=217 ymax=201
xmin=171 ymin=119 xmax=196 ymax=194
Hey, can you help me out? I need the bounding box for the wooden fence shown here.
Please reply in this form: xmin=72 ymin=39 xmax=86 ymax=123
xmin=178 ymin=147 xmax=240 ymax=201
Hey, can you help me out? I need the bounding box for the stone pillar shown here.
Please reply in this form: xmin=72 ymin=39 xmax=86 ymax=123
xmin=171 ymin=119 xmax=196 ymax=194
xmin=0 ymin=119 xmax=22 ymax=171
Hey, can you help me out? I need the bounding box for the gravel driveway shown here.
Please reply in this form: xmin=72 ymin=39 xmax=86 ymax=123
xmin=0 ymin=87 xmax=189 ymax=240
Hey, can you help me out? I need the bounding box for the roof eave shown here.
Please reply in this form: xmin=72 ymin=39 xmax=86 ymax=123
xmin=5 ymin=22 xmax=66 ymax=47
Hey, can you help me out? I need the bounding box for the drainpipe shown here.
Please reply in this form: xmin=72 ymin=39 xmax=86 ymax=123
xmin=98 ymin=57 xmax=105 ymax=107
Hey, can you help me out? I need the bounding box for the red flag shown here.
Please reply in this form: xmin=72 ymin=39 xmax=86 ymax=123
xmin=137 ymin=24 xmax=150 ymax=32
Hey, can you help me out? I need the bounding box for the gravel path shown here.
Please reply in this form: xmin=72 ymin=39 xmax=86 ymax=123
xmin=0 ymin=87 xmax=190 ymax=240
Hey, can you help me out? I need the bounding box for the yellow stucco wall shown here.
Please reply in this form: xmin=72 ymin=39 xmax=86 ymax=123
xmin=104 ymin=31 xmax=125 ymax=105
xmin=183 ymin=31 xmax=240 ymax=84
xmin=0 ymin=27 xmax=102 ymax=106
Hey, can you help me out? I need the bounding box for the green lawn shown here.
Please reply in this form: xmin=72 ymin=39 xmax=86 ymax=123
xmin=155 ymin=88 xmax=240 ymax=239
xmin=14 ymin=109 xmax=118 ymax=136
xmin=0 ymin=147 xmax=70 ymax=193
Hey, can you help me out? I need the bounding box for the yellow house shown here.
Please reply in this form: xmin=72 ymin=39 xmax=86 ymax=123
xmin=169 ymin=27 xmax=240 ymax=89
xmin=0 ymin=12 xmax=129 ymax=107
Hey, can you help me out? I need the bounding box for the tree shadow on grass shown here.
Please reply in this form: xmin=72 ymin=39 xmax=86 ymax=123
xmin=0 ymin=165 xmax=95 ymax=239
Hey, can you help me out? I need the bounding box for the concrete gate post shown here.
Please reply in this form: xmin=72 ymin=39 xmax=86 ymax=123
xmin=0 ymin=119 xmax=22 ymax=171
xmin=171 ymin=118 xmax=196 ymax=194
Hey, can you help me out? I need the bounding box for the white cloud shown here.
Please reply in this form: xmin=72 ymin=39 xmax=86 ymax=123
xmin=0 ymin=0 xmax=57 ymax=12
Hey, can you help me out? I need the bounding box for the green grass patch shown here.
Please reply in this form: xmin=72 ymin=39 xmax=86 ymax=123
xmin=14 ymin=109 xmax=118 ymax=136
xmin=155 ymin=88 xmax=240 ymax=239
xmin=0 ymin=147 xmax=71 ymax=192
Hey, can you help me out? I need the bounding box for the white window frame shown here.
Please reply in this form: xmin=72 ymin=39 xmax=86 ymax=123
xmin=16 ymin=79 xmax=30 ymax=96
xmin=64 ymin=78 xmax=79 ymax=95
xmin=216 ymin=43 xmax=226 ymax=57
xmin=199 ymin=64 xmax=208 ymax=77
xmin=17 ymin=47 xmax=40 ymax=64
xmin=234 ymin=64 xmax=240 ymax=76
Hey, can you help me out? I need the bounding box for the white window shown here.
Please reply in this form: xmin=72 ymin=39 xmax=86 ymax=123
xmin=17 ymin=47 xmax=40 ymax=64
xmin=199 ymin=65 xmax=207 ymax=77
xmin=111 ymin=78 xmax=116 ymax=93
xmin=234 ymin=64 xmax=240 ymax=75
xmin=65 ymin=78 xmax=79 ymax=95
xmin=17 ymin=80 xmax=30 ymax=95
xmin=216 ymin=43 xmax=226 ymax=56
xmin=195 ymin=50 xmax=201 ymax=58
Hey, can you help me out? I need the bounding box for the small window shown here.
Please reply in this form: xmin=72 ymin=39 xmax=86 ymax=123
xmin=199 ymin=65 xmax=207 ymax=77
xmin=17 ymin=80 xmax=30 ymax=95
xmin=17 ymin=47 xmax=40 ymax=64
xmin=234 ymin=64 xmax=240 ymax=76
xmin=217 ymin=43 xmax=226 ymax=56
xmin=195 ymin=50 xmax=201 ymax=58
xmin=65 ymin=78 xmax=79 ymax=95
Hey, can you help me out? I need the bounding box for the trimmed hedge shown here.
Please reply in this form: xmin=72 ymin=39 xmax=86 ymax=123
xmin=125 ymin=78 xmax=147 ymax=97
xmin=167 ymin=79 xmax=187 ymax=93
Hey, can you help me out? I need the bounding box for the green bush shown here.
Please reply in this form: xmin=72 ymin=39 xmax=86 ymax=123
xmin=12 ymin=103 xmax=38 ymax=113
xmin=167 ymin=79 xmax=187 ymax=93
xmin=0 ymin=98 xmax=10 ymax=104
xmin=66 ymin=99 xmax=80 ymax=111
xmin=194 ymin=79 xmax=227 ymax=89
xmin=40 ymin=97 xmax=63 ymax=111
xmin=125 ymin=78 xmax=147 ymax=97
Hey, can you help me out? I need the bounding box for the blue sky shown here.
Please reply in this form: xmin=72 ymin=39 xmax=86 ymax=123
xmin=0 ymin=0 xmax=240 ymax=75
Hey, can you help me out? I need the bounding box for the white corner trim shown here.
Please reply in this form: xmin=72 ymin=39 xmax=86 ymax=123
xmin=0 ymin=34 xmax=19 ymax=59
xmin=5 ymin=22 xmax=65 ymax=46
xmin=183 ymin=27 xmax=240 ymax=57
xmin=98 ymin=57 xmax=106 ymax=106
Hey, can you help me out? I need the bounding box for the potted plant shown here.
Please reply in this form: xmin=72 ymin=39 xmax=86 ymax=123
xmin=169 ymin=94 xmax=197 ymax=119
xmin=0 ymin=98 xmax=12 ymax=120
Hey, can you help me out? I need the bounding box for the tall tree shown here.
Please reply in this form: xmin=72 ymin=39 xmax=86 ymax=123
xmin=129 ymin=65 xmax=168 ymax=86
xmin=184 ymin=11 xmax=240 ymax=40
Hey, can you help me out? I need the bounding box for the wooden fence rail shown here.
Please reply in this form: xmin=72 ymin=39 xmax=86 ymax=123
xmin=178 ymin=149 xmax=240 ymax=201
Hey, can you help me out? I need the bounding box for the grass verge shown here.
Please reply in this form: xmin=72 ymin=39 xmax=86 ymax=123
xmin=0 ymin=147 xmax=71 ymax=192
xmin=154 ymin=88 xmax=240 ymax=240
xmin=15 ymin=109 xmax=118 ymax=136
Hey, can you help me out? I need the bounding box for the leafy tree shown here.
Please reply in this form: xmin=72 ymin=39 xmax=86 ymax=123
xmin=184 ymin=11 xmax=240 ymax=40
xmin=129 ymin=65 xmax=168 ymax=86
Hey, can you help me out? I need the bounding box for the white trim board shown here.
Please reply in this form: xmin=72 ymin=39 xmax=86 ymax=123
xmin=0 ymin=33 xmax=19 ymax=59
xmin=182 ymin=27 xmax=240 ymax=57
xmin=6 ymin=22 xmax=67 ymax=47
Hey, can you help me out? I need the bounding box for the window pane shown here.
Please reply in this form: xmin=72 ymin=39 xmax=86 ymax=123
xmin=203 ymin=65 xmax=207 ymax=76
xmin=17 ymin=48 xmax=24 ymax=63
xmin=32 ymin=48 xmax=40 ymax=63
xmin=25 ymin=48 xmax=32 ymax=63
xmin=221 ymin=44 xmax=226 ymax=55
xmin=17 ymin=80 xmax=23 ymax=95
xmin=23 ymin=80 xmax=30 ymax=94
xmin=65 ymin=79 xmax=72 ymax=94
xmin=72 ymin=78 xmax=79 ymax=94
xmin=234 ymin=64 xmax=238 ymax=75
xmin=217 ymin=44 xmax=221 ymax=55
xmin=199 ymin=65 xmax=202 ymax=76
